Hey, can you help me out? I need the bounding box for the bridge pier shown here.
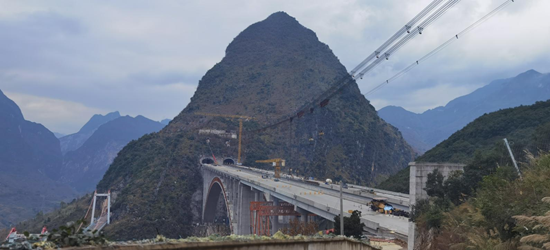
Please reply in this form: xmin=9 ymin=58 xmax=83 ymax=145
xmin=269 ymin=197 xmax=280 ymax=233
xmin=296 ymin=206 xmax=309 ymax=223
xmin=201 ymin=163 xmax=410 ymax=240
xmin=238 ymin=183 xmax=254 ymax=235
xmin=408 ymin=162 xmax=466 ymax=250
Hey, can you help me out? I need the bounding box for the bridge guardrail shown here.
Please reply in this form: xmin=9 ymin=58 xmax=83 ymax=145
xmin=222 ymin=164 xmax=410 ymax=207
xmin=203 ymin=164 xmax=403 ymax=233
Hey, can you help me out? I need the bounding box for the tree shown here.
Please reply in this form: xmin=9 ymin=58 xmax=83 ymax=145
xmin=426 ymin=169 xmax=445 ymax=199
xmin=333 ymin=210 xmax=365 ymax=239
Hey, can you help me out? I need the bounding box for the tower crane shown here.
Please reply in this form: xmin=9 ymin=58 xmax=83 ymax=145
xmin=256 ymin=158 xmax=285 ymax=181
xmin=195 ymin=112 xmax=254 ymax=164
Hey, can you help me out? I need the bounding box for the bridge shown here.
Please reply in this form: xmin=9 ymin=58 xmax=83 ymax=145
xmin=200 ymin=160 xmax=410 ymax=240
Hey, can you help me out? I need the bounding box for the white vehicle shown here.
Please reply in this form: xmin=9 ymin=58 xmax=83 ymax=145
xmin=325 ymin=179 xmax=333 ymax=185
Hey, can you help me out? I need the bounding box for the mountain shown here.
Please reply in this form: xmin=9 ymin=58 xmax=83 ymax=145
xmin=0 ymin=90 xmax=76 ymax=228
xmin=12 ymin=12 xmax=414 ymax=239
xmin=378 ymin=70 xmax=550 ymax=153
xmin=59 ymin=115 xmax=165 ymax=193
xmin=53 ymin=132 xmax=65 ymax=138
xmin=160 ymin=119 xmax=171 ymax=125
xmin=378 ymin=99 xmax=550 ymax=193
xmin=59 ymin=111 xmax=121 ymax=154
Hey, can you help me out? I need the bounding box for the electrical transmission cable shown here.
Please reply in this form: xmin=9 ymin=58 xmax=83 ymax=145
xmin=350 ymin=0 xmax=445 ymax=76
xmin=363 ymin=0 xmax=515 ymax=97
xmin=251 ymin=0 xmax=462 ymax=133
xmin=356 ymin=0 xmax=461 ymax=79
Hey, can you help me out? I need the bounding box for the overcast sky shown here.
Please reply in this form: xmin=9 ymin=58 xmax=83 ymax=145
xmin=1 ymin=0 xmax=549 ymax=134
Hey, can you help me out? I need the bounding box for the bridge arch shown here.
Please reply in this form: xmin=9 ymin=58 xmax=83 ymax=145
xmin=201 ymin=157 xmax=215 ymax=165
xmin=222 ymin=158 xmax=236 ymax=165
xmin=203 ymin=177 xmax=232 ymax=231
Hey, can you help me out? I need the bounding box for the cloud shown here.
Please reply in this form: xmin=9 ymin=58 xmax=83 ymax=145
xmin=4 ymin=91 xmax=108 ymax=134
xmin=0 ymin=0 xmax=549 ymax=133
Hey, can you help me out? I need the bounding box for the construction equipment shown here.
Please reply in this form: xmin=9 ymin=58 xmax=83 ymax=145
xmin=195 ymin=113 xmax=254 ymax=164
xmin=256 ymin=158 xmax=285 ymax=180
xmin=368 ymin=198 xmax=409 ymax=218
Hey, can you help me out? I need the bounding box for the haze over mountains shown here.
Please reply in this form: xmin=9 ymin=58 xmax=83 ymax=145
xmin=378 ymin=70 xmax=550 ymax=153
xmin=378 ymin=98 xmax=550 ymax=194
xmin=60 ymin=115 xmax=165 ymax=193
xmin=0 ymin=90 xmax=166 ymax=228
xmin=5 ymin=9 xmax=549 ymax=242
xmin=60 ymin=111 xmax=122 ymax=155
xmin=12 ymin=12 xmax=415 ymax=239
xmin=0 ymin=90 xmax=75 ymax=229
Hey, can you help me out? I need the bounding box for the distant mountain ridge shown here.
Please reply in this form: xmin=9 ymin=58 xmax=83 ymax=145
xmin=60 ymin=111 xmax=121 ymax=154
xmin=60 ymin=115 xmax=165 ymax=193
xmin=0 ymin=90 xmax=167 ymax=227
xmin=0 ymin=90 xmax=75 ymax=228
xmin=11 ymin=12 xmax=415 ymax=240
xmin=378 ymin=70 xmax=550 ymax=153
xmin=377 ymin=99 xmax=550 ymax=193
xmin=160 ymin=119 xmax=171 ymax=125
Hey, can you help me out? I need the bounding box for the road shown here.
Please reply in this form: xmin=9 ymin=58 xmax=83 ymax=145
xmin=208 ymin=164 xmax=409 ymax=236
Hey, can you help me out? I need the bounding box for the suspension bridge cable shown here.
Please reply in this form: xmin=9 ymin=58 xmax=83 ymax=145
xmin=250 ymin=0 xmax=463 ymax=133
xmin=356 ymin=0 xmax=461 ymax=78
xmin=363 ymin=0 xmax=515 ymax=97
xmin=350 ymin=0 xmax=445 ymax=75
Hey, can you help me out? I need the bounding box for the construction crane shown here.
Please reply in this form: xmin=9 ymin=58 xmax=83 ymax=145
xmin=195 ymin=112 xmax=254 ymax=164
xmin=256 ymin=158 xmax=285 ymax=180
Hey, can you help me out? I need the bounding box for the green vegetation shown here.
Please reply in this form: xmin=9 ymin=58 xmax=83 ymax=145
xmin=412 ymin=154 xmax=550 ymax=250
xmin=46 ymin=220 xmax=106 ymax=247
xmin=419 ymin=100 xmax=550 ymax=163
xmin=333 ymin=210 xmax=365 ymax=239
xmin=513 ymin=197 xmax=550 ymax=249
xmin=377 ymin=100 xmax=550 ymax=194
xmin=9 ymin=12 xmax=414 ymax=240
xmin=376 ymin=166 xmax=410 ymax=194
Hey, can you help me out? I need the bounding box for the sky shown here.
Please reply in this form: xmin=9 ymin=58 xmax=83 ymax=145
xmin=1 ymin=0 xmax=549 ymax=134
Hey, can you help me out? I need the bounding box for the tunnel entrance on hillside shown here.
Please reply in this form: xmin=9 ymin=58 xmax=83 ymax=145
xmin=223 ymin=158 xmax=235 ymax=165
xmin=201 ymin=158 xmax=215 ymax=164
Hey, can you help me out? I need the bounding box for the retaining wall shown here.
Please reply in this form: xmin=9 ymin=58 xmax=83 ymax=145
xmin=65 ymin=238 xmax=381 ymax=250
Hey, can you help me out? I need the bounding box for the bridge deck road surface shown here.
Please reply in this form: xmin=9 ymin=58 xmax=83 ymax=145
xmin=221 ymin=164 xmax=409 ymax=211
xmin=208 ymin=164 xmax=409 ymax=236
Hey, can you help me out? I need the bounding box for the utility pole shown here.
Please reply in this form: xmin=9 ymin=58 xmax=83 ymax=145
xmin=340 ymin=181 xmax=344 ymax=236
xmin=504 ymin=138 xmax=522 ymax=180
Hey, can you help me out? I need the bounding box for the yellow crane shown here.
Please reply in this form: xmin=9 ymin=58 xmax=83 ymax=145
xmin=256 ymin=158 xmax=285 ymax=180
xmin=195 ymin=112 xmax=254 ymax=164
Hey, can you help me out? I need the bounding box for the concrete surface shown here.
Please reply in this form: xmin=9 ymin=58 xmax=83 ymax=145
xmin=64 ymin=238 xmax=381 ymax=250
xmin=202 ymin=164 xmax=409 ymax=239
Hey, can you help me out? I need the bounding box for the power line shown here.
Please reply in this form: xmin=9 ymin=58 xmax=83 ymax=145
xmin=350 ymin=0 xmax=446 ymax=76
xmin=363 ymin=0 xmax=515 ymax=97
xmin=250 ymin=0 xmax=461 ymax=133
xmin=355 ymin=0 xmax=461 ymax=79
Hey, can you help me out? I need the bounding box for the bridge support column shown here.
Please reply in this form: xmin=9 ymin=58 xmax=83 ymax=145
xmin=237 ymin=182 xmax=254 ymax=235
xmin=272 ymin=198 xmax=280 ymax=234
xmin=230 ymin=178 xmax=238 ymax=234
xmin=296 ymin=206 xmax=309 ymax=223
xmin=254 ymin=190 xmax=260 ymax=202
xmin=408 ymin=162 xmax=466 ymax=250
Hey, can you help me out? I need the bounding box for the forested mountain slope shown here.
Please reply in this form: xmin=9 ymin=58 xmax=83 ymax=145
xmin=378 ymin=99 xmax=550 ymax=193
xmin=379 ymin=70 xmax=550 ymax=153
xmin=60 ymin=116 xmax=165 ymax=193
xmin=11 ymin=12 xmax=415 ymax=240
xmin=0 ymin=90 xmax=75 ymax=228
